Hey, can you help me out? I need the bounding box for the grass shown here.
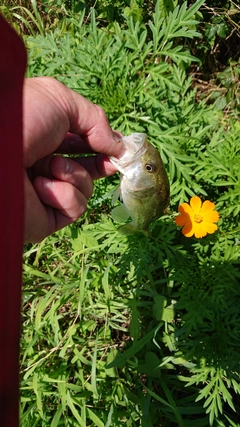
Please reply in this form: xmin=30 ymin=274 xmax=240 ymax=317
xmin=15 ymin=0 xmax=240 ymax=425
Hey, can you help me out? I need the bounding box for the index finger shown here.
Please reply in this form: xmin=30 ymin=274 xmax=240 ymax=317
xmin=56 ymin=131 xmax=122 ymax=155
xmin=66 ymin=91 xmax=123 ymax=156
xmin=56 ymin=133 xmax=95 ymax=154
xmin=73 ymin=154 xmax=119 ymax=180
xmin=24 ymin=77 xmax=123 ymax=166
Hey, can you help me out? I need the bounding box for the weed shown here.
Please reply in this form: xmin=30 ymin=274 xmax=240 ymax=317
xmin=20 ymin=1 xmax=240 ymax=425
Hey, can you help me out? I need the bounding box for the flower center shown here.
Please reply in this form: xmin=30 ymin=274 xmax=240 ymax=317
xmin=194 ymin=214 xmax=203 ymax=223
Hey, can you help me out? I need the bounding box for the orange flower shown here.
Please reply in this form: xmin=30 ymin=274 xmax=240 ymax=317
xmin=175 ymin=196 xmax=220 ymax=238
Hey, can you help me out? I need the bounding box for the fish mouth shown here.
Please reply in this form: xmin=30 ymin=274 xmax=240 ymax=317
xmin=110 ymin=133 xmax=147 ymax=168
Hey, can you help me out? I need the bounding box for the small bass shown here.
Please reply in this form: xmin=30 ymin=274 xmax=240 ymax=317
xmin=110 ymin=133 xmax=170 ymax=233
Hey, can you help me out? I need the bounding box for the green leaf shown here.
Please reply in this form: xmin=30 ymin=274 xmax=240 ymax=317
xmin=106 ymin=326 xmax=160 ymax=368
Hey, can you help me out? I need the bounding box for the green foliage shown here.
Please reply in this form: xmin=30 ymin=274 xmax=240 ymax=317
xmin=1 ymin=0 xmax=48 ymax=35
xmin=26 ymin=0 xmax=213 ymax=204
xmin=21 ymin=0 xmax=240 ymax=426
xmin=192 ymin=0 xmax=240 ymax=74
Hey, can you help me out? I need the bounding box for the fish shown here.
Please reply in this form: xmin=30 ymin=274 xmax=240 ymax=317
xmin=109 ymin=133 xmax=170 ymax=234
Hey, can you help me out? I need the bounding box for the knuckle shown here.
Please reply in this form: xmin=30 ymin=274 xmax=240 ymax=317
xmin=94 ymin=104 xmax=108 ymax=123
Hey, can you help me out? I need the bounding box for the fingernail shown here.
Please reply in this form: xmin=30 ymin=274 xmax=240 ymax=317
xmin=64 ymin=158 xmax=72 ymax=174
xmin=113 ymin=131 xmax=123 ymax=142
xmin=43 ymin=179 xmax=55 ymax=189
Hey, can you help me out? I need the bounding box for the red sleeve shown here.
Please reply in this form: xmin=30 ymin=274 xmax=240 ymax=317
xmin=0 ymin=15 xmax=27 ymax=427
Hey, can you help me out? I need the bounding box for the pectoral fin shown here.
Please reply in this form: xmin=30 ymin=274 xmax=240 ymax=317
xmin=111 ymin=187 xmax=122 ymax=205
xmin=111 ymin=205 xmax=148 ymax=236
xmin=111 ymin=204 xmax=131 ymax=223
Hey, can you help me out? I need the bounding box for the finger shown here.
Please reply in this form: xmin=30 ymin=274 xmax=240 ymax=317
xmin=66 ymin=91 xmax=123 ymax=155
xmin=73 ymin=154 xmax=119 ymax=180
xmin=56 ymin=133 xmax=95 ymax=154
xmin=56 ymin=130 xmax=123 ymax=155
xmin=28 ymin=154 xmax=54 ymax=181
xmin=28 ymin=155 xmax=93 ymax=200
xmin=33 ymin=177 xmax=88 ymax=231
xmin=50 ymin=156 xmax=93 ymax=199
xmin=24 ymin=175 xmax=51 ymax=243
xmin=24 ymin=77 xmax=123 ymax=166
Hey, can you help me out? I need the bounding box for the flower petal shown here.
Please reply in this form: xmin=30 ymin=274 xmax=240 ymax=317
xmin=202 ymin=221 xmax=218 ymax=234
xmin=190 ymin=196 xmax=202 ymax=214
xmin=178 ymin=203 xmax=194 ymax=216
xmin=182 ymin=221 xmax=195 ymax=237
xmin=194 ymin=222 xmax=207 ymax=238
xmin=201 ymin=200 xmax=216 ymax=214
xmin=203 ymin=211 xmax=220 ymax=223
xmin=175 ymin=213 xmax=191 ymax=226
xmin=175 ymin=196 xmax=220 ymax=239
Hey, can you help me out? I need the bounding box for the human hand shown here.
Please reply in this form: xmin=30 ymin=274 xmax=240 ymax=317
xmin=23 ymin=77 xmax=123 ymax=243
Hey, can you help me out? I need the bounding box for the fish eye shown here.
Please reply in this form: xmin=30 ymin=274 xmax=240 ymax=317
xmin=145 ymin=163 xmax=155 ymax=172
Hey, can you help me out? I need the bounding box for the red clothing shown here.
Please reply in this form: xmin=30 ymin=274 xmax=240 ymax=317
xmin=0 ymin=15 xmax=26 ymax=427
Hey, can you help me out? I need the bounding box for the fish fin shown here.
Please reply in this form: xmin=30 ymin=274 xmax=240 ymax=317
xmin=111 ymin=204 xmax=131 ymax=223
xmin=111 ymin=204 xmax=148 ymax=236
xmin=111 ymin=187 xmax=122 ymax=205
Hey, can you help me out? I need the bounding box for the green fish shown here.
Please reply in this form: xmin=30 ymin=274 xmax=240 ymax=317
xmin=110 ymin=133 xmax=170 ymax=234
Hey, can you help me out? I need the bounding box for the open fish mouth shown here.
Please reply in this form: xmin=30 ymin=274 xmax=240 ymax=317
xmin=110 ymin=133 xmax=147 ymax=169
